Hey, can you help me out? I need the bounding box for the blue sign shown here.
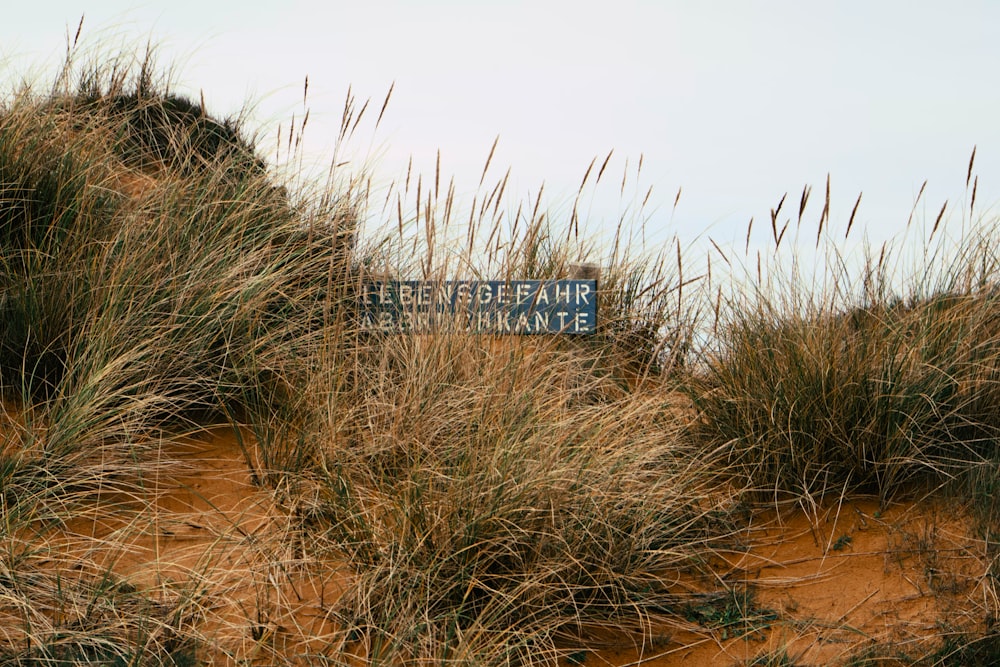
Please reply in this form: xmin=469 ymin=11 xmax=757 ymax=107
xmin=360 ymin=280 xmax=598 ymax=334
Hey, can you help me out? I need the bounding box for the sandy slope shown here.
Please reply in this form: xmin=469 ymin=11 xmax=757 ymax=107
xmin=589 ymin=495 xmax=994 ymax=665
xmin=12 ymin=421 xmax=995 ymax=666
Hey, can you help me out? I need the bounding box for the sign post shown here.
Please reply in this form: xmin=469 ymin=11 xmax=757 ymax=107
xmin=360 ymin=278 xmax=598 ymax=335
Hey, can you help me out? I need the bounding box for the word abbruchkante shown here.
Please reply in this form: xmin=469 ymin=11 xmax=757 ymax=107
xmin=360 ymin=280 xmax=597 ymax=334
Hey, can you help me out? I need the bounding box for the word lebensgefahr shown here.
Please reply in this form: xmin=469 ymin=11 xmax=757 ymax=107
xmin=360 ymin=280 xmax=597 ymax=334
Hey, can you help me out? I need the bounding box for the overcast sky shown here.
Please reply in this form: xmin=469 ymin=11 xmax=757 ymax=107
xmin=5 ymin=1 xmax=1000 ymax=271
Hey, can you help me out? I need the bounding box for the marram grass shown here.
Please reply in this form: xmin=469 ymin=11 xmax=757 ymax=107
xmin=688 ymin=222 xmax=1000 ymax=506
xmin=0 ymin=45 xmax=730 ymax=665
xmin=0 ymin=42 xmax=998 ymax=665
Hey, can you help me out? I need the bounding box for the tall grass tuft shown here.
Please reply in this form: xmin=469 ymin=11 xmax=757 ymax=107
xmin=0 ymin=47 xmax=361 ymax=450
xmin=300 ymin=330 xmax=734 ymax=663
xmin=0 ymin=44 xmax=367 ymax=662
xmin=276 ymin=151 xmax=737 ymax=661
xmin=687 ymin=218 xmax=1000 ymax=503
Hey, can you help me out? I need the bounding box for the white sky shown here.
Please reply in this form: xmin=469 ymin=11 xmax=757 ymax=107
xmin=5 ymin=1 xmax=1000 ymax=272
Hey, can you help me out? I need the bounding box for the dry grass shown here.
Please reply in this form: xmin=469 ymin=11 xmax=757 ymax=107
xmin=0 ymin=40 xmax=998 ymax=666
xmin=294 ymin=332 xmax=735 ymax=663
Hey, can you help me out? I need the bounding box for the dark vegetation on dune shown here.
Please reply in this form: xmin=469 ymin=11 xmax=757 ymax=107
xmin=0 ymin=59 xmax=356 ymax=416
